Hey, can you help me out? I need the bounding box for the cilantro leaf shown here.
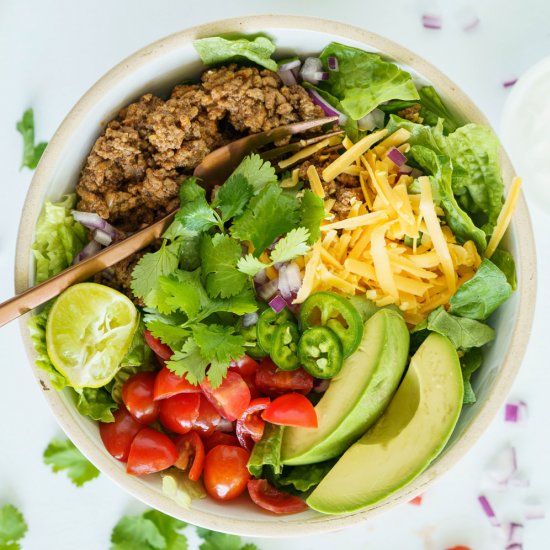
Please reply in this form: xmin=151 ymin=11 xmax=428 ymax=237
xmin=131 ymin=241 xmax=180 ymax=300
xmin=166 ymin=340 xmax=208 ymax=386
xmin=179 ymin=177 xmax=206 ymax=204
xmin=237 ymin=254 xmax=268 ymax=277
xmin=192 ymin=324 xmax=246 ymax=387
xmin=197 ymin=528 xmax=257 ymax=550
xmin=226 ymin=154 xmax=277 ymax=195
xmin=0 ymin=504 xmax=28 ymax=549
xmin=142 ymin=511 xmax=188 ymax=550
xmin=201 ymin=234 xmax=248 ymax=298
xmin=158 ymin=272 xmax=201 ymax=318
xmin=146 ymin=320 xmax=190 ymax=350
xmin=43 ymin=438 xmax=100 ymax=487
xmin=299 ymin=189 xmax=325 ymax=244
xmin=200 ymin=287 xmax=258 ymax=318
xmin=16 ymin=108 xmax=48 ymax=170
xmin=231 ymin=184 xmax=300 ymax=254
xmin=176 ymin=198 xmax=221 ymax=233
xmin=214 ymin=173 xmax=253 ymax=222
xmin=270 ymin=227 xmax=310 ymax=264
xmin=110 ymin=515 xmax=166 ymax=550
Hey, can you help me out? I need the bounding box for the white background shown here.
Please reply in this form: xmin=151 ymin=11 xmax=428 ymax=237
xmin=1 ymin=1 xmax=549 ymax=548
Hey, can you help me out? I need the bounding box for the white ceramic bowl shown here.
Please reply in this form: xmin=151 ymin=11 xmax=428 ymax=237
xmin=15 ymin=15 xmax=536 ymax=537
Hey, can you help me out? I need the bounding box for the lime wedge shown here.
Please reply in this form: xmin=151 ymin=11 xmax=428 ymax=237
xmin=46 ymin=283 xmax=138 ymax=388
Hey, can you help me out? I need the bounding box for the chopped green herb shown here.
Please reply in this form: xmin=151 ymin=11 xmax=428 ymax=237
xmin=0 ymin=504 xmax=28 ymax=550
xmin=16 ymin=108 xmax=48 ymax=169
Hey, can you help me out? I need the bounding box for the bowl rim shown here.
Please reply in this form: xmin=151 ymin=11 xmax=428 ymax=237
xmin=14 ymin=14 xmax=537 ymax=537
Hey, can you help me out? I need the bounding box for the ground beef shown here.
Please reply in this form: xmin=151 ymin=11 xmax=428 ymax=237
xmin=333 ymin=188 xmax=364 ymax=217
xmin=76 ymin=64 xmax=324 ymax=300
xmin=397 ymin=104 xmax=423 ymax=124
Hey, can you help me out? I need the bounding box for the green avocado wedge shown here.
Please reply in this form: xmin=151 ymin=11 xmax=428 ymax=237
xmin=281 ymin=309 xmax=409 ymax=466
xmin=307 ymin=333 xmax=463 ymax=514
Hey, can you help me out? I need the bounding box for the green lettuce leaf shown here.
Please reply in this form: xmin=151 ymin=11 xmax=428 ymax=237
xmin=32 ymin=195 xmax=88 ymax=283
xmin=193 ymin=36 xmax=277 ymax=71
xmin=275 ymin=459 xmax=336 ymax=493
xmin=449 ymin=259 xmax=513 ymax=320
xmin=489 ymin=248 xmax=517 ymax=291
xmin=247 ymin=423 xmax=283 ymax=478
xmin=426 ymin=307 xmax=495 ymax=351
xmin=161 ymin=469 xmax=206 ymax=509
xmin=461 ymin=348 xmax=483 ymax=405
xmin=316 ymin=42 xmax=419 ymax=120
xmin=71 ymin=387 xmax=118 ymax=423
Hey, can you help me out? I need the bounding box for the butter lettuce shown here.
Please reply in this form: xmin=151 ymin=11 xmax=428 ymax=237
xmin=490 ymin=248 xmax=517 ymax=291
xmin=449 ymin=259 xmax=513 ymax=321
xmin=71 ymin=387 xmax=118 ymax=423
xmin=247 ymin=423 xmax=283 ymax=477
xmin=315 ymin=43 xmax=419 ymax=120
xmin=274 ymin=459 xmax=336 ymax=494
xmin=193 ymin=36 xmax=278 ymax=71
xmin=461 ymin=348 xmax=483 ymax=405
xmin=32 ymin=195 xmax=87 ymax=283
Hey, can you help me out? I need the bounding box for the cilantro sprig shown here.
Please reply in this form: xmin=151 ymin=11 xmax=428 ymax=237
xmin=0 ymin=504 xmax=28 ymax=550
xmin=131 ymin=154 xmax=320 ymax=388
xmin=16 ymin=108 xmax=48 ymax=170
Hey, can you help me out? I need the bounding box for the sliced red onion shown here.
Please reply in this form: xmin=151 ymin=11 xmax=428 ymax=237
xmin=327 ymin=56 xmax=339 ymax=71
xmin=273 ymin=261 xmax=287 ymax=271
xmin=313 ymin=379 xmax=330 ymax=393
xmin=73 ymin=240 xmax=101 ymax=264
xmin=216 ymin=418 xmax=235 ymax=433
xmin=277 ymin=265 xmax=292 ymax=301
xmin=357 ymin=108 xmax=385 ymax=131
xmin=241 ymin=312 xmax=259 ymax=328
xmin=93 ymin=228 xmax=113 ymax=246
xmin=478 ymin=495 xmax=501 ymax=527
xmin=72 ymin=210 xmax=118 ymax=240
xmin=524 ymin=499 xmax=546 ymax=520
xmin=456 ymin=6 xmax=480 ymax=32
xmin=257 ymin=278 xmax=279 ymax=301
xmin=300 ymin=57 xmax=328 ymax=84
xmin=269 ymin=294 xmax=288 ymax=313
xmin=279 ymin=69 xmax=297 ymax=86
xmin=279 ymin=59 xmax=301 ymax=72
xmin=307 ymin=89 xmax=348 ymax=126
xmin=387 ymin=147 xmax=408 ymax=167
xmin=504 ymin=400 xmax=528 ymax=423
xmin=506 ymin=545 xmax=523 ymax=550
xmin=254 ymin=269 xmax=268 ymax=286
xmin=503 ymin=79 xmax=518 ymax=89
xmin=504 ymin=522 xmax=524 ymax=547
xmin=285 ymin=262 xmax=302 ymax=294
xmin=422 ymin=14 xmax=442 ymax=29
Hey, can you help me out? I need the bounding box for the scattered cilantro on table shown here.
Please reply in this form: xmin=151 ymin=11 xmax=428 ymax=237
xmin=0 ymin=504 xmax=28 ymax=550
xmin=131 ymin=154 xmax=314 ymax=388
xmin=197 ymin=527 xmax=258 ymax=550
xmin=43 ymin=438 xmax=100 ymax=487
xmin=16 ymin=108 xmax=48 ymax=170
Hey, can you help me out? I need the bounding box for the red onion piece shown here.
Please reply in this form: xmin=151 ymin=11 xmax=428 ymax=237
xmin=478 ymin=495 xmax=501 ymax=527
xmin=327 ymin=56 xmax=339 ymax=71
xmin=504 ymin=522 xmax=524 ymax=547
xmin=307 ymin=89 xmax=348 ymax=126
xmin=387 ymin=147 xmax=408 ymax=167
xmin=313 ymin=379 xmax=330 ymax=393
xmin=269 ymin=294 xmax=288 ymax=313
xmin=93 ymin=228 xmax=113 ymax=246
xmin=357 ymin=109 xmax=385 ymax=131
xmin=524 ymin=499 xmax=545 ymax=520
xmin=506 ymin=545 xmax=523 ymax=550
xmin=455 ymin=5 xmax=480 ymax=32
xmin=279 ymin=59 xmax=301 ymax=72
xmin=254 ymin=269 xmax=268 ymax=286
xmin=73 ymin=239 xmax=101 ymax=264
xmin=72 ymin=210 xmax=118 ymax=240
xmin=257 ymin=279 xmax=279 ymax=301
xmin=279 ymin=69 xmax=297 ymax=86
xmin=216 ymin=418 xmax=235 ymax=433
xmin=301 ymin=57 xmax=325 ymax=84
xmin=285 ymin=262 xmax=302 ymax=294
xmin=503 ymin=78 xmax=518 ymax=89
xmin=504 ymin=400 xmax=528 ymax=423
xmin=241 ymin=312 xmax=259 ymax=328
xmin=422 ymin=14 xmax=442 ymax=29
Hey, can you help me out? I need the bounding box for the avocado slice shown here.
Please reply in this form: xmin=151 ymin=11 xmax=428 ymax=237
xmin=281 ymin=309 xmax=409 ymax=465
xmin=307 ymin=333 xmax=463 ymax=514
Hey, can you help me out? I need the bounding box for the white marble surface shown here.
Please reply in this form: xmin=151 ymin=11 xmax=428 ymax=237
xmin=1 ymin=1 xmax=549 ymax=548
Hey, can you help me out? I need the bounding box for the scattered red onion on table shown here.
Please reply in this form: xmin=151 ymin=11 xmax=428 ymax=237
xmin=422 ymin=14 xmax=443 ymax=29
xmin=478 ymin=494 xmax=501 ymax=527
xmin=503 ymin=79 xmax=518 ymax=89
xmin=504 ymin=400 xmax=528 ymax=423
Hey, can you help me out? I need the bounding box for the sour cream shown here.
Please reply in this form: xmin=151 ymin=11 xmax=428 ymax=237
xmin=501 ymin=56 xmax=550 ymax=211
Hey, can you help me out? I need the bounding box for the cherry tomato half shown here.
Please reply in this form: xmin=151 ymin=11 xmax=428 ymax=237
xmin=159 ymin=393 xmax=201 ymax=434
xmin=122 ymin=372 xmax=159 ymax=424
xmin=229 ymin=355 xmax=259 ymax=377
xmin=144 ymin=330 xmax=173 ymax=361
xmin=262 ymin=393 xmax=318 ymax=428
xmin=201 ymin=371 xmax=251 ymax=422
xmin=204 ymin=432 xmax=240 ymax=453
xmin=174 ymin=431 xmax=205 ymax=482
xmin=236 ymin=397 xmax=270 ymax=451
xmin=255 ymin=358 xmax=313 ymax=397
xmin=193 ymin=396 xmax=222 ymax=435
xmin=99 ymin=406 xmax=143 ymax=462
xmin=126 ymin=427 xmax=178 ymax=475
xmin=248 ymin=479 xmax=309 ymax=514
xmin=153 ymin=366 xmax=201 ymax=401
xmin=203 ymin=445 xmax=251 ymax=501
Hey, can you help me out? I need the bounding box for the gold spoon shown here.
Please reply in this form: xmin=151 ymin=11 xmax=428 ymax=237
xmin=0 ymin=116 xmax=338 ymax=327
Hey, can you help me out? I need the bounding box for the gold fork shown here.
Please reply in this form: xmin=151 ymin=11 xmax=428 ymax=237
xmin=0 ymin=116 xmax=338 ymax=327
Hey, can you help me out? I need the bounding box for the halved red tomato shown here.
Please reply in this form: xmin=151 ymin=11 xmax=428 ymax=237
xmin=262 ymin=393 xmax=317 ymax=428
xmin=255 ymin=358 xmax=313 ymax=397
xmin=144 ymin=330 xmax=173 ymax=361
xmin=99 ymin=406 xmax=143 ymax=462
xmin=201 ymin=371 xmax=251 ymax=421
xmin=174 ymin=431 xmax=205 ymax=481
xmin=229 ymin=355 xmax=259 ymax=377
xmin=236 ymin=397 xmax=270 ymax=450
xmin=193 ymin=396 xmax=222 ymax=435
xmin=158 ymin=393 xmax=201 ymax=434
xmin=122 ymin=372 xmax=159 ymax=424
xmin=203 ymin=445 xmax=251 ymax=501
xmin=126 ymin=427 xmax=178 ymax=475
xmin=247 ymin=479 xmax=308 ymax=514
xmin=204 ymin=432 xmax=240 ymax=452
xmin=153 ymin=366 xmax=201 ymax=401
